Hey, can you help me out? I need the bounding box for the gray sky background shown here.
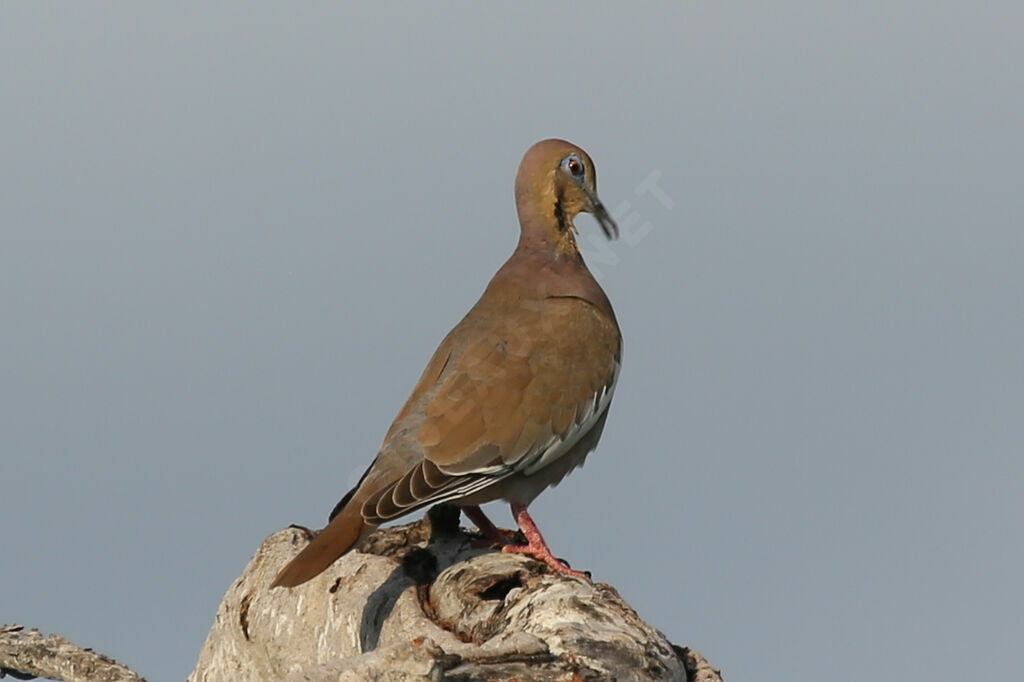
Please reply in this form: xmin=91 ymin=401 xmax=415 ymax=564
xmin=3 ymin=3 xmax=1022 ymax=680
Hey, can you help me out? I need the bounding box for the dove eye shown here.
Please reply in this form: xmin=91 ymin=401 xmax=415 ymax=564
xmin=561 ymin=155 xmax=585 ymax=181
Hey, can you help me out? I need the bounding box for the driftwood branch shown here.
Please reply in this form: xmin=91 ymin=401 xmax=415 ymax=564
xmin=189 ymin=506 xmax=722 ymax=681
xmin=0 ymin=625 xmax=145 ymax=682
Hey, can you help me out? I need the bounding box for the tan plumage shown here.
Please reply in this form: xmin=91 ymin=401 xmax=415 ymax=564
xmin=272 ymin=139 xmax=621 ymax=588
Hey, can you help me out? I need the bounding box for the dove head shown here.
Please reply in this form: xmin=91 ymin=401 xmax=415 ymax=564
xmin=514 ymin=139 xmax=618 ymax=254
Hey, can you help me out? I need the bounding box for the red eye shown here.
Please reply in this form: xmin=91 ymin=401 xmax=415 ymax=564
xmin=567 ymin=158 xmax=583 ymax=177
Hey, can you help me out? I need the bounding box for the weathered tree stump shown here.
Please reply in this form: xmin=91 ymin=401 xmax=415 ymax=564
xmin=188 ymin=506 xmax=722 ymax=681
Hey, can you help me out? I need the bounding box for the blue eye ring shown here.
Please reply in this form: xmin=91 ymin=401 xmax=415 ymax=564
xmin=561 ymin=154 xmax=585 ymax=181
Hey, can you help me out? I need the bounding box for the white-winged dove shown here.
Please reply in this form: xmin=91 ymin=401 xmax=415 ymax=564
xmin=272 ymin=139 xmax=621 ymax=587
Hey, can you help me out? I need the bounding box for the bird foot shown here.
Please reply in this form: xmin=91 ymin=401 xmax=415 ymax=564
xmin=503 ymin=503 xmax=590 ymax=579
xmin=501 ymin=542 xmax=589 ymax=578
xmin=462 ymin=505 xmax=521 ymax=548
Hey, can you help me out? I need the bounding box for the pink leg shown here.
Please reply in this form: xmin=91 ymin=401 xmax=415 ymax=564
xmin=501 ymin=503 xmax=588 ymax=578
xmin=462 ymin=505 xmax=519 ymax=546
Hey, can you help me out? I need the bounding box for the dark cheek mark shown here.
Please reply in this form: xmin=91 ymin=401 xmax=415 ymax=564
xmin=554 ymin=196 xmax=569 ymax=232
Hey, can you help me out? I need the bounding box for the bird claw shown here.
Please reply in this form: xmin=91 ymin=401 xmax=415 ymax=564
xmin=501 ymin=543 xmax=590 ymax=579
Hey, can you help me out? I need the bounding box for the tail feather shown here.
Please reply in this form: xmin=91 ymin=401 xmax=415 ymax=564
xmin=271 ymin=504 xmax=370 ymax=588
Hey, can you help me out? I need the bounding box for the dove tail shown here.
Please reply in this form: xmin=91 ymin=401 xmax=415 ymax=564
xmin=271 ymin=502 xmax=371 ymax=588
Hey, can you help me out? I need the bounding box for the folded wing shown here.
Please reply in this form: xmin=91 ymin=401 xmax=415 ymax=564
xmin=363 ymin=296 xmax=620 ymax=524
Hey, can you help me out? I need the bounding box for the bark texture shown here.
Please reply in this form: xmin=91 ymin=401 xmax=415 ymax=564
xmin=0 ymin=625 xmax=145 ymax=682
xmin=189 ymin=506 xmax=722 ymax=682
